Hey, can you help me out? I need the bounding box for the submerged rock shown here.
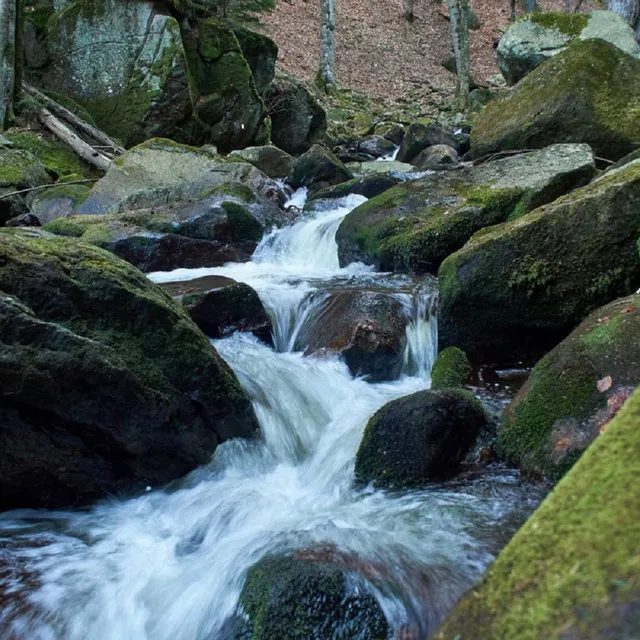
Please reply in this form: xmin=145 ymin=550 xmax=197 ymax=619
xmin=337 ymin=144 xmax=595 ymax=273
xmin=499 ymin=294 xmax=640 ymax=481
xmin=497 ymin=11 xmax=640 ymax=85
xmin=355 ymin=389 xmax=489 ymax=489
xmin=0 ymin=229 xmax=258 ymax=510
xmin=295 ymin=291 xmax=407 ymax=382
xmin=438 ymin=159 xmax=640 ymax=364
xmin=471 ymin=39 xmax=640 ymax=161
xmin=435 ymin=385 xmax=640 ymax=640
xmin=236 ymin=556 xmax=388 ymax=640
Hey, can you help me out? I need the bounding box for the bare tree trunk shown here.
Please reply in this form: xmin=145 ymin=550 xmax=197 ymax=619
xmin=607 ymin=0 xmax=640 ymax=37
xmin=404 ymin=0 xmax=415 ymax=23
xmin=13 ymin=0 xmax=22 ymax=106
xmin=510 ymin=0 xmax=517 ymax=20
xmin=449 ymin=0 xmax=470 ymax=109
xmin=0 ymin=0 xmax=16 ymax=128
xmin=317 ymin=0 xmax=336 ymax=94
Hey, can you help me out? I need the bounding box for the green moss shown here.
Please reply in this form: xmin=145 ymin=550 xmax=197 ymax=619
xmin=436 ymin=385 xmax=640 ymax=640
xmin=42 ymin=218 xmax=85 ymax=237
xmin=528 ymin=11 xmax=589 ymax=36
xmin=221 ymin=201 xmax=263 ymax=242
xmin=0 ymin=149 xmax=48 ymax=188
xmin=201 ymin=182 xmax=256 ymax=202
xmin=431 ymin=347 xmax=472 ymax=389
xmin=41 ymin=91 xmax=97 ymax=127
xmin=25 ymin=4 xmax=54 ymax=30
xmin=198 ymin=19 xmax=239 ymax=61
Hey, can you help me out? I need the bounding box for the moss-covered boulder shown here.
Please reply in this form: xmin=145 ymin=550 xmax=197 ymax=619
xmin=0 ymin=228 xmax=258 ymax=510
xmin=472 ymin=39 xmax=640 ymax=161
xmin=499 ymin=294 xmax=640 ymax=481
xmin=438 ymin=159 xmax=640 ymax=364
xmin=412 ymin=144 xmax=459 ymax=171
xmin=182 ymin=282 xmax=272 ymax=344
xmin=355 ymin=389 xmax=489 ymax=489
xmin=435 ymin=384 xmax=640 ymax=640
xmin=306 ymin=174 xmax=400 ymax=206
xmin=0 ymin=147 xmax=49 ymax=189
xmin=228 ymin=145 xmax=294 ymax=179
xmin=44 ymin=0 xmax=191 ymax=147
xmin=264 ymin=75 xmax=327 ymax=155
xmin=74 ymin=139 xmax=281 ymax=215
xmin=289 ymin=144 xmax=353 ymax=192
xmin=295 ymin=291 xmax=407 ymax=382
xmin=180 ymin=19 xmax=268 ymax=151
xmin=498 ymin=11 xmax=640 ymax=85
xmin=30 ymin=179 xmax=92 ymax=225
xmin=431 ymin=347 xmax=472 ymax=389
xmin=336 ymin=144 xmax=595 ymax=273
xmin=233 ymin=25 xmax=278 ymax=95
xmin=44 ymin=182 xmax=287 ymax=271
xmin=396 ymin=122 xmax=457 ymax=164
xmin=236 ymin=556 xmax=388 ymax=640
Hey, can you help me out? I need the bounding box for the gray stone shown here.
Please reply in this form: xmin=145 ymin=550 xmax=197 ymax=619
xmin=412 ymin=144 xmax=459 ymax=170
xmin=229 ymin=145 xmax=294 ymax=179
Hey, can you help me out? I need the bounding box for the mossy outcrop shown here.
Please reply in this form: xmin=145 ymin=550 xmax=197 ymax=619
xmin=236 ymin=556 xmax=388 ymax=640
xmin=0 ymin=228 xmax=258 ymax=510
xmin=233 ymin=25 xmax=278 ymax=95
xmin=306 ymin=174 xmax=400 ymax=206
xmin=431 ymin=347 xmax=472 ymax=389
xmin=228 ymin=145 xmax=294 ymax=179
xmin=355 ymin=389 xmax=489 ymax=489
xmin=336 ymin=144 xmax=595 ymax=273
xmin=499 ymin=294 xmax=640 ymax=481
xmin=497 ymin=11 xmax=640 ymax=85
xmin=472 ymin=39 xmax=640 ymax=161
xmin=289 ymin=144 xmax=353 ymax=192
xmin=435 ymin=384 xmax=640 ymax=640
xmin=438 ymin=160 xmax=640 ymax=364
xmin=0 ymin=147 xmax=49 ymax=189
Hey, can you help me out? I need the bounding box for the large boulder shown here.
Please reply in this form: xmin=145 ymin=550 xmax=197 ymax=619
xmin=232 ymin=25 xmax=278 ymax=95
xmin=264 ymin=75 xmax=327 ymax=155
xmin=289 ymin=144 xmax=353 ymax=192
xmin=355 ymin=389 xmax=489 ymax=489
xmin=44 ymin=0 xmax=191 ymax=146
xmin=0 ymin=229 xmax=258 ymax=510
xmin=228 ymin=145 xmax=294 ymax=179
xmin=294 ymin=291 xmax=407 ymax=382
xmin=337 ymin=144 xmax=595 ymax=273
xmin=471 ymin=39 xmax=640 ymax=161
xmin=43 ymin=182 xmax=287 ymax=271
xmin=396 ymin=122 xmax=457 ymax=164
xmin=435 ymin=385 xmax=640 ymax=640
xmin=306 ymin=174 xmax=401 ymax=205
xmin=499 ymin=294 xmax=640 ymax=481
xmin=438 ymin=160 xmax=640 ymax=364
xmin=0 ymin=148 xmax=49 ymax=190
xmin=498 ymin=11 xmax=640 ymax=85
xmin=412 ymin=144 xmax=459 ymax=171
xmin=73 ymin=139 xmax=281 ymax=216
xmin=236 ymin=556 xmax=388 ymax=640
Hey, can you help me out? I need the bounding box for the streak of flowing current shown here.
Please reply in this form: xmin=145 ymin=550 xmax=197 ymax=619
xmin=0 ymin=191 xmax=543 ymax=639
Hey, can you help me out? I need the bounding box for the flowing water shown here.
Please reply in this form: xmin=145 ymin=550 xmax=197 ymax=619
xmin=0 ymin=192 xmax=543 ymax=639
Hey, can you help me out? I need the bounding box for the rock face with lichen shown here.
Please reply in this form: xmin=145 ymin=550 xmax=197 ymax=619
xmin=438 ymin=160 xmax=640 ymax=365
xmin=0 ymin=228 xmax=259 ymax=511
xmin=472 ymin=39 xmax=640 ymax=161
xmin=435 ymin=385 xmax=640 ymax=640
xmin=499 ymin=294 xmax=640 ymax=481
xmin=497 ymin=11 xmax=640 ymax=85
xmin=336 ymin=144 xmax=595 ymax=273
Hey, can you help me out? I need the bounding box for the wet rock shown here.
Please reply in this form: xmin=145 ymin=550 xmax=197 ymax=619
xmin=397 ymin=122 xmax=457 ymax=164
xmin=160 ymin=275 xmax=238 ymax=297
xmin=228 ymin=145 xmax=294 ymax=179
xmin=497 ymin=11 xmax=640 ymax=85
xmin=471 ymin=39 xmax=640 ymax=161
xmin=435 ymin=385 xmax=640 ymax=640
xmin=355 ymin=389 xmax=489 ymax=488
xmin=182 ymin=282 xmax=273 ymax=344
xmin=306 ymin=174 xmax=400 ymax=205
xmin=412 ymin=144 xmax=459 ymax=171
xmin=295 ymin=291 xmax=407 ymax=382
xmin=265 ymin=75 xmax=327 ymax=155
xmin=374 ymin=121 xmax=405 ymax=146
xmin=236 ymin=556 xmax=388 ymax=640
xmin=337 ymin=144 xmax=595 ymax=273
xmin=5 ymin=213 xmax=41 ymax=227
xmin=0 ymin=229 xmax=258 ymax=510
xmin=289 ymin=144 xmax=353 ymax=192
xmin=438 ymin=159 xmax=640 ymax=365
xmin=499 ymin=294 xmax=640 ymax=481
xmin=357 ymin=135 xmax=397 ymax=159
xmin=431 ymin=347 xmax=472 ymax=390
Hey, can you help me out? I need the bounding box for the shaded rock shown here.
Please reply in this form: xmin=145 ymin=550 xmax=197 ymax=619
xmin=182 ymin=282 xmax=272 ymax=344
xmin=289 ymin=144 xmax=353 ymax=192
xmin=0 ymin=148 xmax=50 ymax=189
xmin=355 ymin=389 xmax=489 ymax=488
xmin=30 ymin=180 xmax=92 ymax=225
xmin=451 ymin=130 xmax=471 ymax=155
xmin=295 ymin=291 xmax=407 ymax=382
xmin=438 ymin=159 xmax=640 ymax=365
xmin=412 ymin=144 xmax=459 ymax=170
xmin=5 ymin=213 xmax=41 ymax=227
xmin=233 ymin=25 xmax=278 ymax=95
xmin=357 ymin=135 xmax=397 ymax=159
xmin=397 ymin=122 xmax=457 ymax=164
xmin=499 ymin=294 xmax=640 ymax=481
xmin=498 ymin=11 xmax=640 ymax=86
xmin=0 ymin=229 xmax=258 ymax=510
xmin=468 ymin=88 xmax=496 ymax=113
xmin=75 ymin=139 xmax=281 ymax=215
xmin=337 ymin=144 xmax=595 ymax=273
xmin=307 ymin=174 xmax=401 ymax=205
xmin=0 ymin=189 xmax=28 ymax=226
xmin=471 ymin=39 xmax=640 ymax=161
xmin=374 ymin=121 xmax=405 ymax=145
xmin=229 ymin=145 xmax=294 ymax=179
xmin=435 ymin=385 xmax=640 ymax=640
xmin=265 ymin=75 xmax=327 ymax=154
xmin=44 ymin=0 xmax=191 ymax=146
xmin=431 ymin=347 xmax=472 ymax=390
xmin=236 ymin=556 xmax=388 ymax=640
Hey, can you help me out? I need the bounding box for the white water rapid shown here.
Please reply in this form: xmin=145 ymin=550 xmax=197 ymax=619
xmin=0 ymin=192 xmax=542 ymax=639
